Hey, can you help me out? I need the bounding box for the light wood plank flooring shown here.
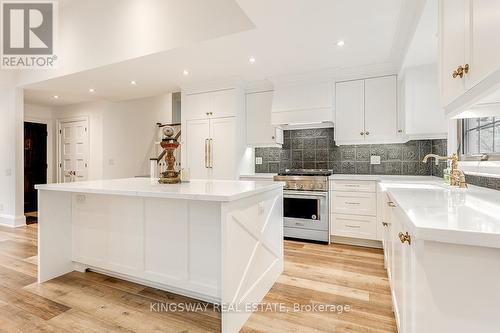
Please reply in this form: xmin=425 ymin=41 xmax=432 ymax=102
xmin=0 ymin=224 xmax=396 ymax=332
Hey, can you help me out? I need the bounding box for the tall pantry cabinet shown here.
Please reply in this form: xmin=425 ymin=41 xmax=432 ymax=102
xmin=181 ymin=87 xmax=247 ymax=180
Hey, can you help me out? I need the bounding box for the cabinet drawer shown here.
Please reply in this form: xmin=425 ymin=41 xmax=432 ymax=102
xmin=330 ymin=180 xmax=376 ymax=193
xmin=331 ymin=191 xmax=376 ymax=216
xmin=331 ymin=213 xmax=377 ymax=239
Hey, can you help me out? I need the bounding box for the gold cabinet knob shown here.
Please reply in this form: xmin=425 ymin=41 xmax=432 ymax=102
xmin=452 ymin=64 xmax=470 ymax=79
xmin=398 ymin=232 xmax=411 ymax=245
xmin=382 ymin=222 xmax=389 ymax=227
xmin=365 ymin=131 xmax=370 ymax=135
xmin=360 ymin=131 xmax=364 ymax=136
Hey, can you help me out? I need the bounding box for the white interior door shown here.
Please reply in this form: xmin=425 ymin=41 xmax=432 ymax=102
xmin=59 ymin=119 xmax=89 ymax=183
xmin=364 ymin=76 xmax=398 ymax=140
xmin=185 ymin=119 xmax=210 ymax=179
xmin=210 ymin=117 xmax=237 ymax=180
xmin=335 ymin=80 xmax=365 ymax=142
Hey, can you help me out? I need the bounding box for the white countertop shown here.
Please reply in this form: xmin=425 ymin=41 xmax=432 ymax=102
xmin=380 ymin=179 xmax=500 ymax=248
xmin=36 ymin=178 xmax=284 ymax=202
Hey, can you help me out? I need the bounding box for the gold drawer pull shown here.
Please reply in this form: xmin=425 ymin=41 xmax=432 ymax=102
xmin=398 ymin=232 xmax=411 ymax=245
xmin=345 ymin=225 xmax=361 ymax=229
xmin=382 ymin=222 xmax=389 ymax=227
xmin=387 ymin=201 xmax=396 ymax=207
xmin=345 ymin=202 xmax=360 ymax=205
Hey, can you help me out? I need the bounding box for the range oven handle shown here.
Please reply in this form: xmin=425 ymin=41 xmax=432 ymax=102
xmin=283 ymin=191 xmax=327 ymax=198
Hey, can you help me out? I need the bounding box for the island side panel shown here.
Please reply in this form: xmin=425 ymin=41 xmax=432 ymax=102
xmin=38 ymin=190 xmax=74 ymax=283
xmin=220 ymin=188 xmax=284 ymax=333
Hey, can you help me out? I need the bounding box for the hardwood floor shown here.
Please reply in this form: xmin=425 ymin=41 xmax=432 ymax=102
xmin=0 ymin=224 xmax=396 ymax=332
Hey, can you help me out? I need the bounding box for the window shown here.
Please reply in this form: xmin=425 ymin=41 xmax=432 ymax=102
xmin=461 ymin=117 xmax=500 ymax=159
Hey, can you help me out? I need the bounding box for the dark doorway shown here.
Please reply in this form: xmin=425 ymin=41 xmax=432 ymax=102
xmin=24 ymin=122 xmax=48 ymax=215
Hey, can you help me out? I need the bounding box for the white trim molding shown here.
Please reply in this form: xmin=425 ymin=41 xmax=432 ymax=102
xmin=0 ymin=214 xmax=26 ymax=228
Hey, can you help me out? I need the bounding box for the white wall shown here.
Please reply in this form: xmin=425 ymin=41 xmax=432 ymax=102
xmin=0 ymin=86 xmax=25 ymax=227
xmin=52 ymin=94 xmax=173 ymax=181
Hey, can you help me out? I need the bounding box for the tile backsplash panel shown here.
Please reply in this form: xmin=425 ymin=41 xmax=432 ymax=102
xmin=255 ymin=128 xmax=448 ymax=176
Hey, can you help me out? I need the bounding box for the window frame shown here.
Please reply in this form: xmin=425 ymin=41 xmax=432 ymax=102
xmin=459 ymin=118 xmax=500 ymax=161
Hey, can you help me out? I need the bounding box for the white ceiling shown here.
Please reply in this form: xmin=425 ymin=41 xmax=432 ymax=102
xmin=401 ymin=0 xmax=438 ymax=69
xmin=24 ymin=0 xmax=409 ymax=107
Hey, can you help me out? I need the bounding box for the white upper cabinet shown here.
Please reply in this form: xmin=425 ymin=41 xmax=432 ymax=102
xmin=364 ymin=76 xmax=398 ymax=141
xmin=400 ymin=64 xmax=447 ymax=138
xmin=271 ymin=81 xmax=334 ymax=125
xmin=469 ymin=0 xmax=500 ymax=87
xmin=335 ymin=80 xmax=365 ymax=142
xmin=335 ymin=75 xmax=398 ymax=145
xmin=246 ymin=91 xmax=284 ymax=146
xmin=440 ymin=0 xmax=500 ymax=115
xmin=183 ymin=88 xmax=237 ymax=120
xmin=439 ymin=0 xmax=468 ymax=107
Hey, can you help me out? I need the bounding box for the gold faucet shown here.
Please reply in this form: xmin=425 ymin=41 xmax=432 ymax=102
xmin=422 ymin=153 xmax=467 ymax=188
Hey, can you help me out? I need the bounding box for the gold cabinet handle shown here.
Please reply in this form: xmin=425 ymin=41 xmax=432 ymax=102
xmin=387 ymin=201 xmax=396 ymax=207
xmin=209 ymin=138 xmax=213 ymax=168
xmin=382 ymin=222 xmax=389 ymax=227
xmin=205 ymin=139 xmax=209 ymax=168
xmin=398 ymin=232 xmax=411 ymax=245
xmin=365 ymin=131 xmax=370 ymax=135
xmin=360 ymin=131 xmax=364 ymax=136
xmin=452 ymin=64 xmax=469 ymax=79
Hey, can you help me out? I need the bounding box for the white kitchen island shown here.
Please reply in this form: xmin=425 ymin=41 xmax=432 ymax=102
xmin=35 ymin=178 xmax=284 ymax=333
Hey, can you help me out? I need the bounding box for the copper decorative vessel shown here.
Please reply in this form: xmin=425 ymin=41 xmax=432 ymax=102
xmin=159 ymin=126 xmax=181 ymax=184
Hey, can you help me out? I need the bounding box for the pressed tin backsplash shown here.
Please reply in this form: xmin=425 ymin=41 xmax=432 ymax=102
xmin=254 ymin=128 xmax=448 ymax=176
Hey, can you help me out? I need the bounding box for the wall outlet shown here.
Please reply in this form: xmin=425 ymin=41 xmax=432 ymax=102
xmin=370 ymin=155 xmax=381 ymax=165
xmin=4 ymin=168 xmax=11 ymax=176
xmin=255 ymin=157 xmax=263 ymax=165
xmin=108 ymin=158 xmax=115 ymax=166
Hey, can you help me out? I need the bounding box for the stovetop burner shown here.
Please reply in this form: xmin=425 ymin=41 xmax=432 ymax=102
xmin=277 ymin=169 xmax=333 ymax=177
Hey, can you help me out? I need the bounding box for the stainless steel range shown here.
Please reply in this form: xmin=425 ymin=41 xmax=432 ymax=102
xmin=274 ymin=169 xmax=332 ymax=243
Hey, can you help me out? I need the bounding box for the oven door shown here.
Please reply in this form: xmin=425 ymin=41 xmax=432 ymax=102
xmin=283 ymin=191 xmax=328 ymax=231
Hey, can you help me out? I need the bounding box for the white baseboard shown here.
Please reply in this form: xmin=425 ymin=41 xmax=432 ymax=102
xmin=331 ymin=235 xmax=383 ymax=249
xmin=0 ymin=214 xmax=26 ymax=227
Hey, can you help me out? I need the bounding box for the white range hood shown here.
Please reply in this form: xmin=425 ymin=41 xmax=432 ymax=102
xmin=271 ymin=80 xmax=334 ymax=129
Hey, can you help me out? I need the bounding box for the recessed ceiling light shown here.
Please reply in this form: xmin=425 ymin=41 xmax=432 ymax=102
xmin=182 ymin=70 xmax=189 ymax=76
xmin=53 ymin=95 xmax=59 ymax=99
xmin=130 ymin=80 xmax=137 ymax=85
xmin=89 ymin=88 xmax=95 ymax=93
xmin=249 ymin=57 xmax=256 ymax=63
xmin=337 ymin=40 xmax=345 ymax=47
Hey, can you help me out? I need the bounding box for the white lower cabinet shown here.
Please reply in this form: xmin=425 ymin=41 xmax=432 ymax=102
xmin=330 ymin=180 xmax=378 ymax=241
xmin=383 ymin=193 xmax=500 ymax=333
xmin=331 ymin=214 xmax=377 ymax=239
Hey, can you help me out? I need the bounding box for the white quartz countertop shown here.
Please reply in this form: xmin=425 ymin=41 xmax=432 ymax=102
xmin=36 ymin=178 xmax=284 ymax=202
xmin=380 ymin=179 xmax=500 ymax=248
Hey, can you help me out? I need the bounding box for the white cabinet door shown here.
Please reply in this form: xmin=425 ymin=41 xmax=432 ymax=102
xmin=185 ymin=119 xmax=211 ymax=179
xmin=469 ymin=0 xmax=500 ymax=88
xmin=211 ymin=89 xmax=237 ymax=118
xmin=364 ymin=76 xmax=397 ymax=140
xmin=439 ymin=0 xmax=467 ymax=106
xmin=183 ymin=92 xmax=211 ymax=120
xmin=335 ymin=80 xmax=365 ymax=142
xmin=210 ymin=117 xmax=237 ymax=180
xmin=246 ymin=91 xmax=279 ymax=146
